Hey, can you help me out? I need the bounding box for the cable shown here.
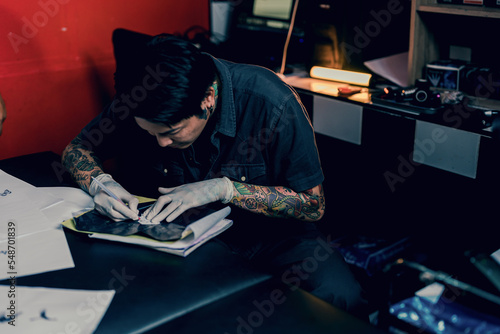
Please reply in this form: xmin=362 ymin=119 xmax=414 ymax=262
xmin=279 ymin=0 xmax=300 ymax=75
xmin=389 ymin=258 xmax=500 ymax=307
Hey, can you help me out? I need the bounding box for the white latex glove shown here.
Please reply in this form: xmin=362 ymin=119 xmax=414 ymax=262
xmin=89 ymin=173 xmax=139 ymax=221
xmin=143 ymin=177 xmax=234 ymax=224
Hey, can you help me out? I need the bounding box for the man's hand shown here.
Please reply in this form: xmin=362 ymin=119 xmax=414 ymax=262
xmin=143 ymin=177 xmax=234 ymax=224
xmin=89 ymin=174 xmax=139 ymax=221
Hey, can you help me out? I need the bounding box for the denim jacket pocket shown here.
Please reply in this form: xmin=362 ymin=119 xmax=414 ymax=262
xmin=156 ymin=163 xmax=185 ymax=187
xmin=221 ymin=163 xmax=267 ymax=183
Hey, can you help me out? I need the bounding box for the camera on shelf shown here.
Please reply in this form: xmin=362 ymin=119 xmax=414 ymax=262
xmin=412 ymin=79 xmax=442 ymax=108
xmin=381 ymin=79 xmax=442 ymax=109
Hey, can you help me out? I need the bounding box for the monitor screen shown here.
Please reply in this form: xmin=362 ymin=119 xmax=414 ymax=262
xmin=253 ymin=0 xmax=294 ymax=21
xmin=221 ymin=0 xmax=306 ymax=70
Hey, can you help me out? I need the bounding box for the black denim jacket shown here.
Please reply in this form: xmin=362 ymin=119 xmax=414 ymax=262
xmin=79 ymin=56 xmax=324 ymax=197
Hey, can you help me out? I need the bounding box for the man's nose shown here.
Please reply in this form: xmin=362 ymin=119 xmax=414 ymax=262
xmin=156 ymin=135 xmax=173 ymax=147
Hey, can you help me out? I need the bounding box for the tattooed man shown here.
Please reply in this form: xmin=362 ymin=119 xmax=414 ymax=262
xmin=62 ymin=29 xmax=366 ymax=316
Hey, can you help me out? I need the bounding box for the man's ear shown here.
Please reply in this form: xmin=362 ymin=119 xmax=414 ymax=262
xmin=201 ymin=86 xmax=216 ymax=114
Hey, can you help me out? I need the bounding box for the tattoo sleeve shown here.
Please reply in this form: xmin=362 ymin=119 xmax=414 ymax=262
xmin=61 ymin=135 xmax=104 ymax=193
xmin=230 ymin=182 xmax=325 ymax=222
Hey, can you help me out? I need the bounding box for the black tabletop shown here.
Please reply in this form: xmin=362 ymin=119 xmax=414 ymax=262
xmin=0 ymin=151 xmax=387 ymax=333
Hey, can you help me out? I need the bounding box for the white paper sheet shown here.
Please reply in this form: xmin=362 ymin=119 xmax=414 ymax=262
xmin=0 ymin=169 xmax=36 ymax=192
xmin=0 ymin=228 xmax=74 ymax=280
xmin=0 ymin=285 xmax=114 ymax=333
xmin=364 ymin=52 xmax=409 ymax=87
xmin=39 ymin=187 xmax=94 ymax=224
xmin=0 ymin=191 xmax=55 ymax=240
xmin=415 ymin=282 xmax=445 ymax=304
xmin=0 ymin=171 xmax=65 ymax=240
xmin=0 ymin=170 xmax=63 ymax=211
xmin=492 ymin=248 xmax=500 ymax=266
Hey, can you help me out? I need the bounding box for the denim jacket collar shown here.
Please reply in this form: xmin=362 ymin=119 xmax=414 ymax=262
xmin=205 ymin=54 xmax=236 ymax=138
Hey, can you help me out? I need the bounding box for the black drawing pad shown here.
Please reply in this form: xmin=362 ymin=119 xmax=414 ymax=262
xmin=74 ymin=202 xmax=215 ymax=241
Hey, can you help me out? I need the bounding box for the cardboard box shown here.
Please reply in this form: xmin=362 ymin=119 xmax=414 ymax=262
xmin=426 ymin=60 xmax=466 ymax=90
xmin=331 ymin=235 xmax=411 ymax=276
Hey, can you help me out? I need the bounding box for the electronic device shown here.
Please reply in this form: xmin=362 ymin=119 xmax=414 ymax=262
xmin=222 ymin=0 xmax=308 ymax=70
xmin=234 ymin=0 xmax=302 ymax=36
xmin=372 ymin=84 xmax=443 ymax=115
xmin=372 ymin=82 xmax=500 ymax=129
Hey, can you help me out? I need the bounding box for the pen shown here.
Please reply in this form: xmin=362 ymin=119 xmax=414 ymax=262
xmin=91 ymin=176 xmax=127 ymax=206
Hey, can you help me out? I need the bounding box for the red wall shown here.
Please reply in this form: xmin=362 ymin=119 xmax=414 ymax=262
xmin=0 ymin=0 xmax=209 ymax=160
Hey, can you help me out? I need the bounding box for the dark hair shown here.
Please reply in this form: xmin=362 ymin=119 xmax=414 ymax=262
xmin=113 ymin=32 xmax=216 ymax=126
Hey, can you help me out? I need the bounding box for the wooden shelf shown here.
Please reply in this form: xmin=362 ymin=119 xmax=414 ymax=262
xmin=417 ymin=4 xmax=500 ymax=18
xmin=408 ymin=0 xmax=500 ymax=87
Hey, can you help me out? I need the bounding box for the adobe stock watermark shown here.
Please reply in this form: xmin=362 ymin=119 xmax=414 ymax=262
xmin=51 ymin=63 xmax=171 ymax=183
xmin=340 ymin=0 xmax=409 ymax=64
xmin=224 ymin=234 xmax=335 ymax=334
xmin=43 ymin=266 xmax=135 ymax=334
xmin=232 ymin=107 xmax=298 ymax=165
xmin=8 ymin=0 xmax=71 ymax=54
xmin=384 ymin=126 xmax=448 ymax=192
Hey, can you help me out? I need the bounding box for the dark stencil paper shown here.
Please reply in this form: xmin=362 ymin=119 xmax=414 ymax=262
xmin=74 ymin=202 xmax=215 ymax=241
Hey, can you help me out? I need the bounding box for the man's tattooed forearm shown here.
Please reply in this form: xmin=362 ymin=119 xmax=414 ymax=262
xmin=231 ymin=182 xmax=324 ymax=221
xmin=75 ymin=155 xmax=99 ymax=172
xmin=62 ymin=137 xmax=104 ymax=192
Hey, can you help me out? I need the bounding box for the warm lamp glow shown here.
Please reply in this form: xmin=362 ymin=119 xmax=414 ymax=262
xmin=310 ymin=66 xmax=372 ymax=86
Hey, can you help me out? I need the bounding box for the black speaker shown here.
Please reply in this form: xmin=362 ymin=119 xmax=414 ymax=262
xmin=410 ymin=79 xmax=442 ymax=108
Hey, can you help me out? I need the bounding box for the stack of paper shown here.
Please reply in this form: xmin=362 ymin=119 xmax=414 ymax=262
xmin=0 ymin=170 xmax=95 ymax=279
xmin=0 ymin=170 xmax=118 ymax=332
xmin=63 ymin=206 xmax=233 ymax=257
xmin=0 ymin=170 xmax=63 ymax=239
